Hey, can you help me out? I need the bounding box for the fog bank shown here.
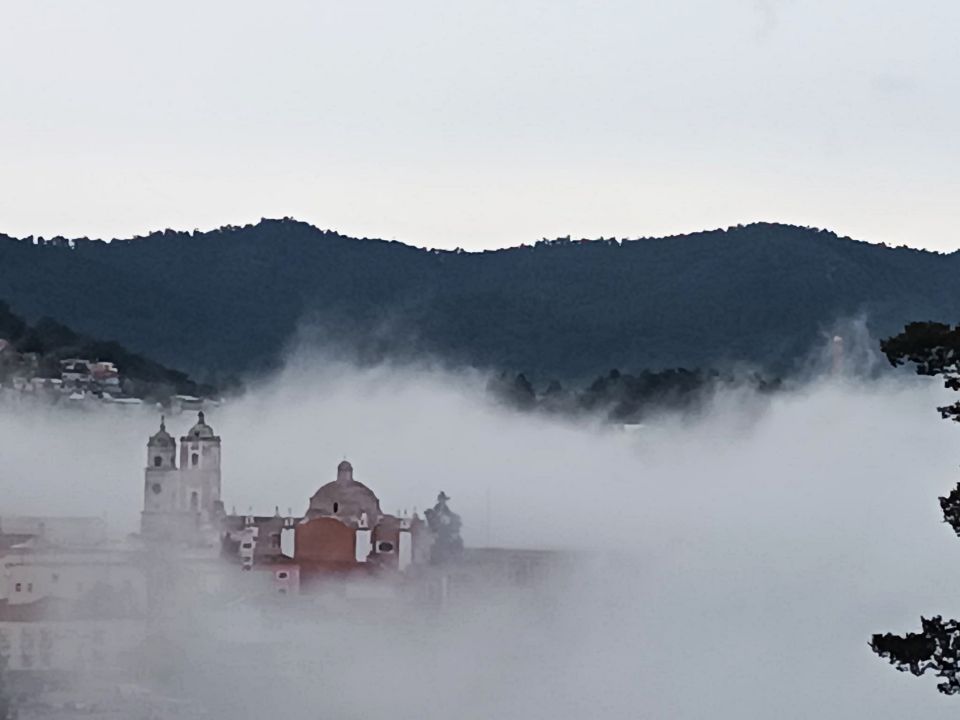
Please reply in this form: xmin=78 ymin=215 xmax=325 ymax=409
xmin=2 ymin=362 xmax=959 ymax=717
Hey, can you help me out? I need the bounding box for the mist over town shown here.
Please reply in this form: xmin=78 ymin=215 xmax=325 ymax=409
xmin=0 ymin=340 xmax=959 ymax=718
xmin=4 ymin=1 xmax=960 ymax=717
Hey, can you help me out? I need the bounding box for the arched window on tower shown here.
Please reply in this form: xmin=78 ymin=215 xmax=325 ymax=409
xmin=333 ymin=502 xmax=339 ymax=513
xmin=191 ymin=453 xmax=199 ymax=467
xmin=153 ymin=456 xmax=162 ymax=468
xmin=190 ymin=491 xmax=199 ymax=511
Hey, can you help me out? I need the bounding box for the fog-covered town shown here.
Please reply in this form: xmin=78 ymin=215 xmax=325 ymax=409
xmin=5 ymin=1 xmax=960 ymax=717
xmin=0 ymin=407 xmax=559 ymax=717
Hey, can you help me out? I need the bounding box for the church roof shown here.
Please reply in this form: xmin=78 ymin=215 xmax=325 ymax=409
xmin=183 ymin=411 xmax=218 ymax=440
xmin=306 ymin=461 xmax=383 ymax=523
xmin=310 ymin=478 xmax=379 ymax=501
xmin=148 ymin=417 xmax=175 ymax=447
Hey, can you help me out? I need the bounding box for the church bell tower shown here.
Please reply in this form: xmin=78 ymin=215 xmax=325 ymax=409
xmin=140 ymin=412 xmax=224 ymax=543
xmin=178 ymin=411 xmax=222 ymax=520
xmin=141 ymin=417 xmax=181 ymax=538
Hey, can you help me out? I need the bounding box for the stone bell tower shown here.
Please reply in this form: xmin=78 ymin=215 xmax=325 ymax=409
xmin=141 ymin=412 xmax=224 ymax=543
xmin=178 ymin=411 xmax=223 ymax=522
xmin=141 ymin=417 xmax=182 ymax=538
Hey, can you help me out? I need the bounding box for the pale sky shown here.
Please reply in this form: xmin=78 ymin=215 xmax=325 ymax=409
xmin=1 ymin=0 xmax=958 ymax=251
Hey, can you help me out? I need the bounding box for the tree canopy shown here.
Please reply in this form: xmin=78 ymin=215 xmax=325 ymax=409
xmin=0 ymin=299 xmax=211 ymax=401
xmin=882 ymin=321 xmax=960 ymax=421
xmin=3 ymin=220 xmax=960 ymax=382
xmin=871 ymin=323 xmax=960 ymax=693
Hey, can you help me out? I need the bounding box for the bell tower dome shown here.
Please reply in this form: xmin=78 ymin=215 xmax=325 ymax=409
xmin=147 ymin=416 xmax=177 ymax=469
xmin=142 ymin=416 xmax=182 ymax=539
xmin=179 ymin=410 xmax=223 ymax=520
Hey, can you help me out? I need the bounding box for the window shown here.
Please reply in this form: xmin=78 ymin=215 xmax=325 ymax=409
xmin=190 ymin=491 xmax=199 ymax=511
xmin=271 ymin=533 xmax=281 ymax=548
xmin=191 ymin=453 xmax=199 ymax=467
xmin=277 ymin=571 xmax=288 ymax=580
xmin=26 ymin=583 xmax=32 ymax=593
xmin=151 ymin=483 xmax=162 ymax=495
xmin=153 ymin=456 xmax=162 ymax=467
xmin=241 ymin=542 xmax=253 ymax=550
xmin=378 ymin=542 xmax=394 ymax=553
xmin=332 ymin=502 xmax=339 ymax=513
xmin=14 ymin=583 xmax=21 ymax=593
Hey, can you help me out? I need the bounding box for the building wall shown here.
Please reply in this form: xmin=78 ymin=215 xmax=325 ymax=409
xmin=178 ymin=436 xmax=221 ymax=517
xmin=140 ymin=510 xmax=201 ymax=541
xmin=0 ymin=619 xmax=145 ymax=672
xmin=143 ymin=466 xmax=181 ymax=514
xmin=295 ymin=517 xmax=356 ymax=564
xmin=370 ymin=518 xmax=401 ymax=569
xmin=0 ymin=546 xmax=149 ymax=674
xmin=255 ymin=564 xmax=299 ymax=596
xmin=0 ymin=517 xmax=106 ymax=547
xmin=0 ymin=549 xmax=148 ymax=611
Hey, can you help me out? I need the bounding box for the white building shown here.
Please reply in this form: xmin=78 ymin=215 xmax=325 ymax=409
xmin=0 ymin=534 xmax=147 ymax=675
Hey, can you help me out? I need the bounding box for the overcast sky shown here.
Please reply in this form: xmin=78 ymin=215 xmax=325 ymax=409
xmin=1 ymin=0 xmax=958 ymax=251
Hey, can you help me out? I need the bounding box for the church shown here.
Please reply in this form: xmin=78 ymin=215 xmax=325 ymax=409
xmin=0 ymin=411 xmax=556 ymax=690
xmin=141 ymin=412 xmax=224 ymax=543
xmin=140 ymin=412 xmax=454 ymax=592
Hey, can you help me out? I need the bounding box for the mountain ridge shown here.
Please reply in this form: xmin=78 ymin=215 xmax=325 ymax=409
xmin=1 ymin=219 xmax=957 ymax=382
xmin=0 ymin=218 xmax=951 ymax=256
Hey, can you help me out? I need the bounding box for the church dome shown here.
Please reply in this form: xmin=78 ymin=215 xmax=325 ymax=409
xmin=148 ymin=417 xmax=175 ymax=447
xmin=185 ymin=411 xmax=216 ymax=440
xmin=306 ymin=461 xmax=382 ymax=526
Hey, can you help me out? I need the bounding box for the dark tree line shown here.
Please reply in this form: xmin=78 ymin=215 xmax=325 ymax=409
xmin=4 ymin=219 xmax=960 ymax=381
xmin=488 ymin=367 xmax=780 ymax=423
xmin=871 ymin=321 xmax=960 ymax=693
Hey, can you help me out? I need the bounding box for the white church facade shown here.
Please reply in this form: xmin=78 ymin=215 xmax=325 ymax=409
xmin=141 ymin=412 xmax=224 ymax=543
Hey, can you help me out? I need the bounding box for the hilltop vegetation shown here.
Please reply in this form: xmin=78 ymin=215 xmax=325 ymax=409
xmin=489 ymin=368 xmax=780 ymax=423
xmin=0 ymin=301 xmax=211 ymax=401
xmin=0 ymin=219 xmax=957 ymax=382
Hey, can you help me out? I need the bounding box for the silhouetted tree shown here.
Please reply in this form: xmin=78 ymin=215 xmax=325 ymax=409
xmin=487 ymin=371 xmax=536 ymax=410
xmin=872 ymin=617 xmax=960 ymax=695
xmin=871 ymin=324 xmax=960 ymax=693
xmin=882 ymin=322 xmax=960 ymax=421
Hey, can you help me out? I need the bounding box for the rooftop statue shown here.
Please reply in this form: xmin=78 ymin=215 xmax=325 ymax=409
xmin=424 ymin=491 xmax=463 ymax=565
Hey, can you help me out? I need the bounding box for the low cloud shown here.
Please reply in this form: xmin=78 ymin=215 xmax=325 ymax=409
xmin=2 ymin=356 xmax=959 ymax=717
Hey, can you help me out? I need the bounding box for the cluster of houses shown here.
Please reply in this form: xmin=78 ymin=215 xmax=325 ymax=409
xmin=0 ymin=346 xmax=213 ymax=414
xmin=0 ymin=346 xmax=138 ymax=406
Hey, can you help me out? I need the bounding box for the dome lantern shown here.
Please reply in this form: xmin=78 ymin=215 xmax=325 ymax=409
xmin=148 ymin=416 xmax=175 ymax=448
xmin=185 ymin=410 xmax=217 ymax=440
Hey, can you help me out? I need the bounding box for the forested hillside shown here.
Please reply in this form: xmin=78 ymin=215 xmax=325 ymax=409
xmin=0 ymin=301 xmax=209 ymax=399
xmin=0 ymin=219 xmax=956 ymax=382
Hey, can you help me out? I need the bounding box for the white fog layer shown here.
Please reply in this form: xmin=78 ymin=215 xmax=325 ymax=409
xmin=2 ymin=363 xmax=959 ymax=717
